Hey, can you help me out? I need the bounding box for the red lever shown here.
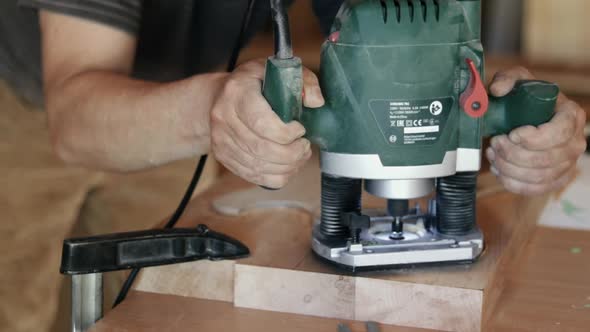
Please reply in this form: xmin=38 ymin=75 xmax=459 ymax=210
xmin=328 ymin=31 xmax=340 ymax=43
xmin=460 ymin=58 xmax=489 ymax=118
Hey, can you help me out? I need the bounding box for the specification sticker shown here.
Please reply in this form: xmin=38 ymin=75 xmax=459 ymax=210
xmin=369 ymin=97 xmax=453 ymax=146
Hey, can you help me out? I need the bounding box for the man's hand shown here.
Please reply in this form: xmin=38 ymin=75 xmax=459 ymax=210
xmin=210 ymin=59 xmax=325 ymax=189
xmin=486 ymin=67 xmax=587 ymax=195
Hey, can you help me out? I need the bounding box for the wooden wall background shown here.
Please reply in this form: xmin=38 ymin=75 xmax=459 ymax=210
xmin=523 ymin=0 xmax=590 ymax=66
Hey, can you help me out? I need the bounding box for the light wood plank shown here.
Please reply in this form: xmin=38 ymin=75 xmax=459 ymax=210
xmin=235 ymin=265 xmax=356 ymax=320
xmin=91 ymin=292 xmax=433 ymax=332
xmin=354 ymin=277 xmax=482 ymax=332
xmin=135 ymin=260 xmax=235 ymax=302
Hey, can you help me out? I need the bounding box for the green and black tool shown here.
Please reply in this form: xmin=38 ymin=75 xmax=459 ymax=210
xmin=263 ymin=0 xmax=559 ymax=270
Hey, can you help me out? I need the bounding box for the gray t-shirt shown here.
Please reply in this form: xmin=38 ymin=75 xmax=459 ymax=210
xmin=1 ymin=0 xmax=343 ymax=106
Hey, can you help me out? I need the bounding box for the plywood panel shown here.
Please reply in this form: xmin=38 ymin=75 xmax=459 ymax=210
xmin=135 ymin=260 xmax=235 ymax=302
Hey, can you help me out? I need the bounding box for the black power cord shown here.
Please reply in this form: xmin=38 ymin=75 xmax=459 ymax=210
xmin=112 ymin=0 xmax=258 ymax=308
xmin=111 ymin=157 xmax=208 ymax=308
xmin=270 ymin=0 xmax=293 ymax=59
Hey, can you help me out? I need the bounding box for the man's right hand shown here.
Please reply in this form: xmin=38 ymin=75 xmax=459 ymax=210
xmin=210 ymin=59 xmax=325 ymax=189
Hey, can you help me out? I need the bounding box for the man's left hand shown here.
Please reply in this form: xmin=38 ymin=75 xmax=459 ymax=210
xmin=486 ymin=67 xmax=587 ymax=196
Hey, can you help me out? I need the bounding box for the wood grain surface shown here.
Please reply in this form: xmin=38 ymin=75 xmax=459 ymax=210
xmin=92 ymin=225 xmax=590 ymax=332
xmin=129 ymin=150 xmax=550 ymax=332
xmin=488 ymin=227 xmax=590 ymax=332
xmin=91 ymin=292 xmax=434 ymax=332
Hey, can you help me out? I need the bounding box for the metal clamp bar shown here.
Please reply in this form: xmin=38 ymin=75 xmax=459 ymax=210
xmin=71 ymin=273 xmax=103 ymax=332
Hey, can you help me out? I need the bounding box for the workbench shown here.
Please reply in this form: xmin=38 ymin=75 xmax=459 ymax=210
xmin=91 ymin=227 xmax=590 ymax=332
xmin=89 ymin=158 xmax=590 ymax=332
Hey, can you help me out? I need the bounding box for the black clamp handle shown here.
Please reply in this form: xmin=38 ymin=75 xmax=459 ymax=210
xmin=60 ymin=225 xmax=250 ymax=275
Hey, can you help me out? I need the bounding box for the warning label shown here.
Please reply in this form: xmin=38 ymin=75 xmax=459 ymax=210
xmin=368 ymin=97 xmax=453 ymax=146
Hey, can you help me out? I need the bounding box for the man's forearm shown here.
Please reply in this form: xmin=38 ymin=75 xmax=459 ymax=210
xmin=46 ymin=71 xmax=228 ymax=171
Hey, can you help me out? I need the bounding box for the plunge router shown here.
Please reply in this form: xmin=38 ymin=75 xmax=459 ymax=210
xmin=263 ymin=0 xmax=559 ymax=270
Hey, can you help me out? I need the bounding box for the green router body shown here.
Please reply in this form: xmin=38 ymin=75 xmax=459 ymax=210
xmin=262 ymin=0 xmax=558 ymax=269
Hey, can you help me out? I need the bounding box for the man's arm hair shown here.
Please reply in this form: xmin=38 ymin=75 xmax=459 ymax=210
xmin=41 ymin=10 xmax=226 ymax=171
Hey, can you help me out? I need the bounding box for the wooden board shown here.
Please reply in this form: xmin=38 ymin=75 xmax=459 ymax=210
xmin=93 ymin=226 xmax=590 ymax=332
xmin=135 ymin=260 xmax=235 ymax=302
xmin=133 ymin=153 xmax=548 ymax=331
xmin=487 ymin=227 xmax=590 ymax=331
xmin=91 ymin=292 xmax=433 ymax=332
xmin=235 ymin=265 xmax=356 ymax=320
xmin=354 ymin=277 xmax=482 ymax=330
